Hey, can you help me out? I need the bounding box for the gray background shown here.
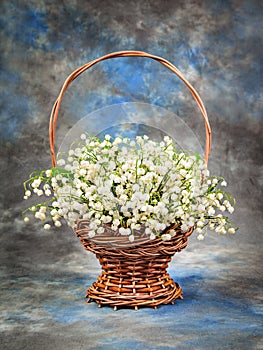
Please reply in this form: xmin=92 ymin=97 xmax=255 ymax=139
xmin=0 ymin=0 xmax=262 ymax=349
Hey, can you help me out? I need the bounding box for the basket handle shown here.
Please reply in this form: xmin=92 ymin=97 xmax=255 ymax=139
xmin=49 ymin=50 xmax=212 ymax=167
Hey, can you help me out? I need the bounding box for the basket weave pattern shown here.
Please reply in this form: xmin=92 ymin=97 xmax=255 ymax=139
xmin=75 ymin=220 xmax=193 ymax=310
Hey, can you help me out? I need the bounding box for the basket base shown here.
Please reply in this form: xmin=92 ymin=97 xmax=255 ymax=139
xmin=85 ymin=272 xmax=183 ymax=310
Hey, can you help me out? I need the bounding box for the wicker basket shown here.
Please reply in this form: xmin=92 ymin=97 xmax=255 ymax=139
xmin=49 ymin=51 xmax=212 ymax=310
xmin=75 ymin=220 xmax=193 ymax=310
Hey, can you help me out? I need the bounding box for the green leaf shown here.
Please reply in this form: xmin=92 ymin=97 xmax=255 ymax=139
xmin=50 ymin=167 xmax=74 ymax=179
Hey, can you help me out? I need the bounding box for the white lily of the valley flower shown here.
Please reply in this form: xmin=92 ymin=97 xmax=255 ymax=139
xmin=23 ymin=134 xmax=236 ymax=240
xmin=228 ymin=227 xmax=235 ymax=234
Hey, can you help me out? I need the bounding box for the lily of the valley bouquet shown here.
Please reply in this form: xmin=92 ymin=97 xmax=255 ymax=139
xmin=23 ymin=134 xmax=237 ymax=242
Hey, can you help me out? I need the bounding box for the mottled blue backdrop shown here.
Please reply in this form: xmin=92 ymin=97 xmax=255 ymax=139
xmin=0 ymin=1 xmax=262 ymax=349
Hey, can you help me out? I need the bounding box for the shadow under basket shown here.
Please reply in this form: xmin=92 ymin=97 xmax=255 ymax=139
xmin=74 ymin=220 xmax=193 ymax=310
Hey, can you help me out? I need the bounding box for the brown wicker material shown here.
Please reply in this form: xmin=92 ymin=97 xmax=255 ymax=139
xmin=49 ymin=50 xmax=212 ymax=167
xmin=74 ymin=220 xmax=193 ymax=310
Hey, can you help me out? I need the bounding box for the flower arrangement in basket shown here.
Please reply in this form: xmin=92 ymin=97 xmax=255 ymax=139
xmin=23 ymin=51 xmax=237 ymax=310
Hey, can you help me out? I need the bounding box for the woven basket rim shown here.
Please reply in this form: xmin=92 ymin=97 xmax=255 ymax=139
xmin=74 ymin=219 xmax=194 ymax=249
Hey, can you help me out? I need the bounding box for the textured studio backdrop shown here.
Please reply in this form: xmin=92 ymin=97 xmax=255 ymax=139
xmin=0 ymin=1 xmax=262 ymax=350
